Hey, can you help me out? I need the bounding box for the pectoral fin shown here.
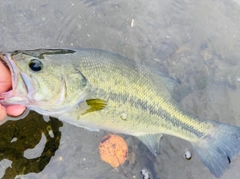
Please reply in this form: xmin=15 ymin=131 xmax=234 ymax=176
xmin=81 ymin=99 xmax=107 ymax=115
xmin=137 ymin=133 xmax=163 ymax=156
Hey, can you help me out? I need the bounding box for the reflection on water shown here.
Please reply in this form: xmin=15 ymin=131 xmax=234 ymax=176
xmin=0 ymin=111 xmax=63 ymax=179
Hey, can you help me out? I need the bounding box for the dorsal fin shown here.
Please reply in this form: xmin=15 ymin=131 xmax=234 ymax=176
xmin=12 ymin=49 xmax=76 ymax=59
xmin=150 ymin=67 xmax=180 ymax=92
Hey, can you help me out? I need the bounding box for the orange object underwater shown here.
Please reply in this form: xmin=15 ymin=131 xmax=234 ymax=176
xmin=99 ymin=134 xmax=128 ymax=168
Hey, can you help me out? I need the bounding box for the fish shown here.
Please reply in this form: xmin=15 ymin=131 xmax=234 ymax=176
xmin=0 ymin=48 xmax=240 ymax=177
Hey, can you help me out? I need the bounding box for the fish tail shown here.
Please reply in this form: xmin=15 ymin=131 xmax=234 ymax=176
xmin=191 ymin=121 xmax=240 ymax=178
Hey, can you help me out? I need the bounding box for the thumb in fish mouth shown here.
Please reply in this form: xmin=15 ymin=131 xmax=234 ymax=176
xmin=0 ymin=58 xmax=11 ymax=93
xmin=0 ymin=59 xmax=11 ymax=120
xmin=0 ymin=59 xmax=26 ymax=119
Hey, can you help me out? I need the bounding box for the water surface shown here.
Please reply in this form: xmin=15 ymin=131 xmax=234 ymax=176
xmin=1 ymin=0 xmax=240 ymax=178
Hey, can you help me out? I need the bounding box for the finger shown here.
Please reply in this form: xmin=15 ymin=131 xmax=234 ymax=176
xmin=0 ymin=61 xmax=12 ymax=93
xmin=6 ymin=105 xmax=26 ymax=116
xmin=0 ymin=104 xmax=7 ymax=121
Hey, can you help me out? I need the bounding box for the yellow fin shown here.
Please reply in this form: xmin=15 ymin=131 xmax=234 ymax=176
xmin=82 ymin=99 xmax=107 ymax=114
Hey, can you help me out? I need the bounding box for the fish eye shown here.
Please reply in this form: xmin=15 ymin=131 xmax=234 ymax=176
xmin=29 ymin=59 xmax=43 ymax=72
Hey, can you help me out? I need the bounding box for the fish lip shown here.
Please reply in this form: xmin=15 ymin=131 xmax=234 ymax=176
xmin=0 ymin=55 xmax=9 ymax=69
xmin=0 ymin=53 xmax=17 ymax=100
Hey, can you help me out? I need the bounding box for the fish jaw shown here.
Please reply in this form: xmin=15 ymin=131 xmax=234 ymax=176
xmin=0 ymin=53 xmax=29 ymax=105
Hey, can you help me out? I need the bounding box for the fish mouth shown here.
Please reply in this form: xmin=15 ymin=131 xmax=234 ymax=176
xmin=0 ymin=55 xmax=9 ymax=69
xmin=0 ymin=53 xmax=17 ymax=102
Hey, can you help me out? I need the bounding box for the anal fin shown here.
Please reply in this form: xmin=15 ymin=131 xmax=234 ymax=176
xmin=137 ymin=133 xmax=163 ymax=156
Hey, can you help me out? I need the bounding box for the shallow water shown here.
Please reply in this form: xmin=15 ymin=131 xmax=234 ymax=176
xmin=1 ymin=0 xmax=240 ymax=178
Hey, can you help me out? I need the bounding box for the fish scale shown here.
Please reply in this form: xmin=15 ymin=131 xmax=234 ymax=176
xmin=74 ymin=51 xmax=210 ymax=139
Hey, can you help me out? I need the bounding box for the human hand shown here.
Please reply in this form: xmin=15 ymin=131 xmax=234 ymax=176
xmin=0 ymin=60 xmax=26 ymax=121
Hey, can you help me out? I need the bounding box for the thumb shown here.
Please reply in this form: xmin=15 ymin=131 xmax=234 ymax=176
xmin=0 ymin=61 xmax=12 ymax=93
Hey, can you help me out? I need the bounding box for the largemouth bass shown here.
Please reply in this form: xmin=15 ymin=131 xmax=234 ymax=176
xmin=0 ymin=49 xmax=240 ymax=177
